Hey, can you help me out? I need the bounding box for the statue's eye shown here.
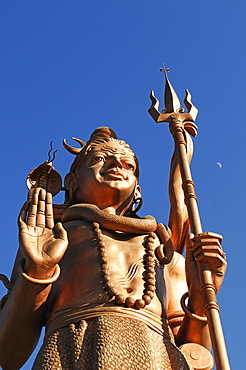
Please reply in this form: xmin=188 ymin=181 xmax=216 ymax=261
xmin=123 ymin=163 xmax=135 ymax=171
xmin=94 ymin=156 xmax=105 ymax=163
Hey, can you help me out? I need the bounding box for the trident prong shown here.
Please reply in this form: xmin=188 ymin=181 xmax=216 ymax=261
xmin=148 ymin=68 xmax=198 ymax=136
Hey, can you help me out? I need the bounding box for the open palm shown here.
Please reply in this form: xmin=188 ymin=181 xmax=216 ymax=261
xmin=19 ymin=188 xmax=68 ymax=277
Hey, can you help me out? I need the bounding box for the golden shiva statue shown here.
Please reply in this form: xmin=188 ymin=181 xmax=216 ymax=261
xmin=0 ymin=124 xmax=227 ymax=370
xmin=0 ymin=69 xmax=229 ymax=370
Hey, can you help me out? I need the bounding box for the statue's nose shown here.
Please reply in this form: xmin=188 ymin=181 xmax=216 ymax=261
xmin=109 ymin=156 xmax=122 ymax=168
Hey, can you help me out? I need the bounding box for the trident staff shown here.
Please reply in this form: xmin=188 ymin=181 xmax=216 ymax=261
xmin=148 ymin=69 xmax=230 ymax=370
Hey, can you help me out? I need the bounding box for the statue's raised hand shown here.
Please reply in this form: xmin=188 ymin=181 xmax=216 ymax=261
xmin=18 ymin=188 xmax=68 ymax=279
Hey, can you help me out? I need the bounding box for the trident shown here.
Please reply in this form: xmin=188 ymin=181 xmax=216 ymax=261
xmin=148 ymin=68 xmax=230 ymax=370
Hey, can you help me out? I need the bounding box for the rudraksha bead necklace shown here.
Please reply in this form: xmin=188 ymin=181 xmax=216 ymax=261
xmin=93 ymin=222 xmax=156 ymax=310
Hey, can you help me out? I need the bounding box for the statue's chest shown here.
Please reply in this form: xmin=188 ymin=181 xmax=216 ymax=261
xmin=53 ymin=220 xmax=166 ymax=313
xmin=64 ymin=220 xmax=158 ymax=277
xmin=101 ymin=230 xmax=148 ymax=279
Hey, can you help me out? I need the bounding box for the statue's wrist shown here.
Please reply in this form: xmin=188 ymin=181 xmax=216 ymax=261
xmin=181 ymin=292 xmax=207 ymax=322
xmin=24 ymin=259 xmax=57 ymax=278
xmin=18 ymin=259 xmax=60 ymax=284
xmin=187 ymin=282 xmax=206 ymax=316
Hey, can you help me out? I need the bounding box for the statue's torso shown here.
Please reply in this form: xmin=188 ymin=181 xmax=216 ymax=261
xmin=48 ymin=219 xmax=170 ymax=318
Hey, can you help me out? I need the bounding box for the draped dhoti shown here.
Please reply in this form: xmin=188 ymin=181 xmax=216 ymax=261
xmin=32 ymin=315 xmax=192 ymax=370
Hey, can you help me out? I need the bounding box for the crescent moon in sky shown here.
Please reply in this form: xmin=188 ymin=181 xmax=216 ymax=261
xmin=216 ymin=162 xmax=222 ymax=169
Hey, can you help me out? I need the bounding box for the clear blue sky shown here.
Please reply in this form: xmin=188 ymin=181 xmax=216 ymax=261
xmin=0 ymin=1 xmax=245 ymax=369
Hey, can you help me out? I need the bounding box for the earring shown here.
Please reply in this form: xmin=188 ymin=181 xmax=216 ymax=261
xmin=64 ymin=172 xmax=77 ymax=205
xmin=131 ymin=196 xmax=143 ymax=214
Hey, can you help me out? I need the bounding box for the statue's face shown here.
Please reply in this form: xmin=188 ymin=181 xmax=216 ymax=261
xmin=74 ymin=141 xmax=139 ymax=212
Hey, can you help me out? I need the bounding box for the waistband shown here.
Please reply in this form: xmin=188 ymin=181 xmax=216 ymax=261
xmin=45 ymin=303 xmax=173 ymax=341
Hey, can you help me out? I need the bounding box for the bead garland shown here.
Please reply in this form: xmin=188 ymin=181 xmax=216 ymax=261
xmin=93 ymin=222 xmax=157 ymax=310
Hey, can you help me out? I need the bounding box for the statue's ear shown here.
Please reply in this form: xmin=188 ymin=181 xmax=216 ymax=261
xmin=134 ymin=184 xmax=142 ymax=199
xmin=64 ymin=172 xmax=77 ymax=192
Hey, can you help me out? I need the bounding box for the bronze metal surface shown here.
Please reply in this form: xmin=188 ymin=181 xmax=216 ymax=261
xmin=0 ymin=75 xmax=228 ymax=370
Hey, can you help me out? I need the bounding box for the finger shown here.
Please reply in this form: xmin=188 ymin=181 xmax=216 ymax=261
xmin=186 ymin=233 xmax=195 ymax=260
xmin=27 ymin=188 xmax=35 ymax=202
xmin=194 ymin=252 xmax=226 ymax=268
xmin=193 ymin=241 xmax=223 ymax=252
xmin=27 ymin=190 xmax=39 ymax=227
xmin=194 ymin=238 xmax=222 ymax=246
xmin=35 ymin=188 xmax=46 ymax=227
xmin=45 ymin=192 xmax=54 ymax=229
xmin=193 ymin=241 xmax=223 ymax=257
xmin=186 ymin=233 xmax=195 ymax=248
xmin=196 ymin=252 xmax=226 ymax=269
xmin=18 ymin=201 xmax=30 ymax=229
xmin=193 ymin=232 xmax=223 ymax=244
xmin=54 ymin=222 xmax=68 ymax=242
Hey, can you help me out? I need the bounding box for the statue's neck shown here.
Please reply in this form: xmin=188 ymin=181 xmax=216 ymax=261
xmin=60 ymin=203 xmax=157 ymax=235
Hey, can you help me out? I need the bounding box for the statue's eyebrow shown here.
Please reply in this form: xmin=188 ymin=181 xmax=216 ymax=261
xmin=94 ymin=146 xmax=127 ymax=156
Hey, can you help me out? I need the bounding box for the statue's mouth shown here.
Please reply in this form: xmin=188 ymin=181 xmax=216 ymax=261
xmin=102 ymin=169 xmax=126 ymax=180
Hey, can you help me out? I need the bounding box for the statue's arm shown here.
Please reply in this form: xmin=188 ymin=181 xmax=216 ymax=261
xmin=0 ymin=265 xmax=53 ymax=370
xmin=168 ymin=131 xmax=193 ymax=253
xmin=167 ymin=233 xmax=226 ymax=350
xmin=0 ymin=188 xmax=68 ymax=370
xmin=167 ymin=252 xmax=211 ymax=349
